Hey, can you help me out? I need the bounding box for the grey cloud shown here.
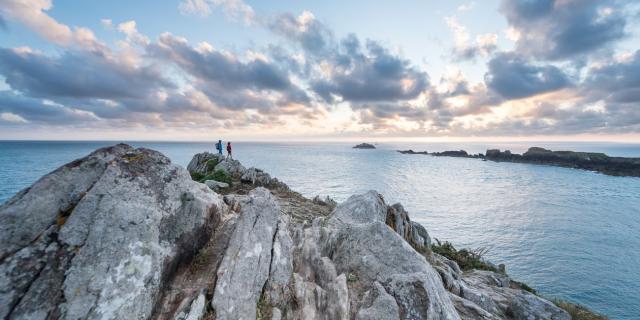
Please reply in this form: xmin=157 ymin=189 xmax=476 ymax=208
xmin=0 ymin=48 xmax=173 ymax=100
xmin=0 ymin=91 xmax=98 ymax=124
xmin=585 ymin=50 xmax=640 ymax=103
xmin=484 ymin=52 xmax=571 ymax=99
xmin=311 ymin=39 xmax=429 ymax=103
xmin=500 ymin=0 xmax=627 ymax=60
xmin=149 ymin=33 xmax=310 ymax=111
xmin=268 ymin=12 xmax=333 ymax=56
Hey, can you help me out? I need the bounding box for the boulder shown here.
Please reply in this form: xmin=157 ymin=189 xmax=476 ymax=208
xmin=0 ymin=144 xmax=225 ymax=319
xmin=204 ymin=179 xmax=229 ymax=191
xmin=353 ymin=143 xmax=376 ymax=149
xmin=187 ymin=152 xmax=222 ymax=176
xmin=214 ymin=158 xmax=247 ymax=177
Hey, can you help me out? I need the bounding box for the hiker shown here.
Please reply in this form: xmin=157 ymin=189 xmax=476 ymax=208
xmin=216 ymin=139 xmax=223 ymax=156
xmin=226 ymin=142 xmax=233 ymax=160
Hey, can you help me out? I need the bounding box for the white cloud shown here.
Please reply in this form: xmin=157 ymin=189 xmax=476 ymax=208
xmin=0 ymin=0 xmax=106 ymax=51
xmin=178 ymin=0 xmax=255 ymax=25
xmin=0 ymin=112 xmax=28 ymax=123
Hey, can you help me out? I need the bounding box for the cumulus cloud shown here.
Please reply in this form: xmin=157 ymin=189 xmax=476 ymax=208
xmin=311 ymin=39 xmax=429 ymax=103
xmin=0 ymin=90 xmax=99 ymax=124
xmin=484 ymin=52 xmax=572 ymax=99
xmin=148 ymin=32 xmax=310 ymax=111
xmin=0 ymin=47 xmax=173 ymax=100
xmin=179 ymin=0 xmax=255 ymax=25
xmin=446 ymin=17 xmax=497 ymax=61
xmin=500 ymin=0 xmax=627 ymax=60
xmin=0 ymin=0 xmax=107 ymax=52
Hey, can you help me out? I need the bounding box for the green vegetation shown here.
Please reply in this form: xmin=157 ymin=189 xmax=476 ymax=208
xmin=554 ymin=300 xmax=608 ymax=320
xmin=431 ymin=239 xmax=497 ymax=272
xmin=190 ymin=172 xmax=205 ymax=181
xmin=347 ymin=273 xmax=358 ymax=283
xmin=512 ymin=280 xmax=537 ymax=295
xmin=190 ymin=168 xmax=232 ymax=184
xmin=206 ymin=159 xmax=218 ymax=172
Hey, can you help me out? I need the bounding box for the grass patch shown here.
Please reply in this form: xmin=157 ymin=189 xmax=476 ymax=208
xmin=190 ymin=169 xmax=231 ymax=184
xmin=206 ymin=159 xmax=218 ymax=172
xmin=431 ymin=239 xmax=497 ymax=272
xmin=512 ymin=280 xmax=537 ymax=295
xmin=197 ymin=170 xmax=231 ymax=185
xmin=553 ymin=300 xmax=607 ymax=320
xmin=190 ymin=172 xmax=205 ymax=181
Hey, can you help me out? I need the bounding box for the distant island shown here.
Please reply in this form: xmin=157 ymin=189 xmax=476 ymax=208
xmin=398 ymin=146 xmax=640 ymax=177
xmin=353 ymin=142 xmax=376 ymax=149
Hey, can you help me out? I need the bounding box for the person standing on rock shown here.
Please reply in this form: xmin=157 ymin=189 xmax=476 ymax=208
xmin=216 ymin=140 xmax=223 ymax=156
xmin=226 ymin=141 xmax=233 ymax=159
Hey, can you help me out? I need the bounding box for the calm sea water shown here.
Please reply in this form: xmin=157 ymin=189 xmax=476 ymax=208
xmin=1 ymin=140 xmax=639 ymax=319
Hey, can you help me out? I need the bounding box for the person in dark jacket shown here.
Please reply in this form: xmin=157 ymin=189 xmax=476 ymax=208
xmin=226 ymin=142 xmax=233 ymax=159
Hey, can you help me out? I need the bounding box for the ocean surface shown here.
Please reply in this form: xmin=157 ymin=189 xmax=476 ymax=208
xmin=1 ymin=140 xmax=639 ymax=319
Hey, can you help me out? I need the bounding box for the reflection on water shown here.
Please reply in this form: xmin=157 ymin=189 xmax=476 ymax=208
xmin=1 ymin=140 xmax=639 ymax=319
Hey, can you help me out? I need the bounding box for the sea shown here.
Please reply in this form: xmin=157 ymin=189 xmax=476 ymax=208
xmin=1 ymin=140 xmax=639 ymax=319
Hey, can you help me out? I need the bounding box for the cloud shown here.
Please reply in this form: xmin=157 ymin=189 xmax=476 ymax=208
xmin=179 ymin=0 xmax=255 ymax=25
xmin=445 ymin=17 xmax=497 ymax=61
xmin=148 ymin=33 xmax=310 ymax=111
xmin=268 ymin=11 xmax=333 ymax=56
xmin=500 ymin=0 xmax=627 ymax=60
xmin=0 ymin=0 xmax=106 ymax=52
xmin=0 ymin=90 xmax=99 ymax=125
xmin=0 ymin=14 xmax=6 ymax=30
xmin=0 ymin=47 xmax=173 ymax=100
xmin=585 ymin=50 xmax=640 ymax=104
xmin=484 ymin=52 xmax=572 ymax=99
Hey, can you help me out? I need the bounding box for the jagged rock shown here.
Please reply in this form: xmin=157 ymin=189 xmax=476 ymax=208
xmin=214 ymin=158 xmax=247 ymax=177
xmin=510 ymin=292 xmax=571 ymax=320
xmin=0 ymin=144 xmax=225 ymax=319
xmin=211 ymin=188 xmax=279 ymax=320
xmin=312 ymin=195 xmax=338 ymax=208
xmin=204 ymin=179 xmax=229 ymax=191
xmin=186 ymin=152 xmax=222 ymax=176
xmin=241 ymin=167 xmax=272 ymax=186
xmin=356 ymin=282 xmax=400 ymax=320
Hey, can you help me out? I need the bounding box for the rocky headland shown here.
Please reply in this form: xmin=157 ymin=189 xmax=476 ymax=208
xmin=398 ymin=147 xmax=640 ymax=177
xmin=353 ymin=143 xmax=376 ymax=149
xmin=0 ymin=144 xmax=604 ymax=319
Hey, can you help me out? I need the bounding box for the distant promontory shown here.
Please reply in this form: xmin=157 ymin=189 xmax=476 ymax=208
xmin=398 ymin=146 xmax=640 ymax=177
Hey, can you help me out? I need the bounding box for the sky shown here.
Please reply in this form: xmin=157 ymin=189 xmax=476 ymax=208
xmin=0 ymin=0 xmax=639 ymax=141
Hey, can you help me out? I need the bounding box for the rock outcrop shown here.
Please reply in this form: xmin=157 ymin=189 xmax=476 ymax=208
xmin=0 ymin=144 xmax=225 ymax=319
xmin=0 ymin=144 xmax=577 ymax=319
xmin=353 ymin=143 xmax=376 ymax=149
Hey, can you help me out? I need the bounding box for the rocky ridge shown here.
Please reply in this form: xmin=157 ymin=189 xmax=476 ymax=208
xmin=398 ymin=146 xmax=640 ymax=177
xmin=0 ymin=144 xmax=578 ymax=319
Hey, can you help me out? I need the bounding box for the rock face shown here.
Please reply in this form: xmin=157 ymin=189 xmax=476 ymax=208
xmin=1 ymin=145 xmax=576 ymax=320
xmin=485 ymin=147 xmax=640 ymax=177
xmin=0 ymin=144 xmax=225 ymax=319
xmin=353 ymin=143 xmax=376 ymax=149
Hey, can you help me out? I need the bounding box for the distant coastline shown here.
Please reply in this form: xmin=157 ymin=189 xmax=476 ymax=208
xmin=398 ymin=147 xmax=640 ymax=177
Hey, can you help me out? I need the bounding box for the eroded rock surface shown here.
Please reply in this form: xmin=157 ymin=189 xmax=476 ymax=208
xmin=0 ymin=144 xmax=225 ymax=319
xmin=1 ymin=146 xmax=574 ymax=320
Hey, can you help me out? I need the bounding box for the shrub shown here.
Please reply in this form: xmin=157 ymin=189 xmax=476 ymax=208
xmin=553 ymin=300 xmax=608 ymax=320
xmin=196 ymin=169 xmax=232 ymax=184
xmin=431 ymin=239 xmax=497 ymax=272
xmin=190 ymin=172 xmax=205 ymax=181
xmin=206 ymin=159 xmax=218 ymax=172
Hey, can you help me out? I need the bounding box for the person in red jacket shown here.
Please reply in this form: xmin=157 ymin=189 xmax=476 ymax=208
xmin=226 ymin=142 xmax=233 ymax=160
